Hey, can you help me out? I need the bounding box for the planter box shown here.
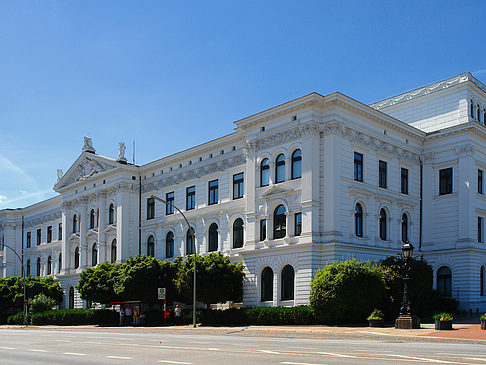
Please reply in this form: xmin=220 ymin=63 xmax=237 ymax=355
xmin=481 ymin=319 xmax=486 ymax=330
xmin=369 ymin=319 xmax=384 ymax=327
xmin=435 ymin=319 xmax=453 ymax=330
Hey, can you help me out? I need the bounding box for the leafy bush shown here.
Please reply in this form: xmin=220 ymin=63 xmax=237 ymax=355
xmin=429 ymin=291 xmax=458 ymax=314
xmin=433 ymin=312 xmax=453 ymax=321
xmin=367 ymin=309 xmax=384 ymax=321
xmin=199 ymin=306 xmax=315 ymax=326
xmin=480 ymin=313 xmax=486 ymax=321
xmin=309 ymin=260 xmax=385 ymax=324
xmin=29 ymin=293 xmax=57 ymax=313
xmin=7 ymin=312 xmax=25 ymax=325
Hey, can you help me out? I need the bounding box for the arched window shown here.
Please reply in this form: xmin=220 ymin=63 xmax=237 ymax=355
xmin=260 ymin=158 xmax=270 ymax=187
xmin=273 ymin=205 xmax=286 ymax=239
xmin=261 ymin=267 xmax=274 ymax=302
xmin=281 ymin=265 xmax=295 ymax=301
xmin=47 ymin=256 xmax=52 ymax=275
xmin=90 ymin=209 xmax=95 ymax=229
xmin=233 ymin=218 xmax=244 ymax=248
xmin=401 ymin=213 xmax=409 ymax=243
xmin=355 ymin=203 xmax=363 ymax=237
xmin=291 ymin=149 xmax=302 ymax=179
xmin=379 ymin=208 xmax=387 ymax=241
xmin=481 ymin=266 xmax=485 ymax=297
xmin=208 ymin=223 xmax=218 ymax=252
xmin=96 ymin=208 xmax=99 ymax=227
xmin=68 ymin=287 xmax=75 ymax=309
xmin=478 ymin=104 xmax=482 ymax=123
xmin=275 ymin=154 xmax=285 ymax=183
xmin=471 ymin=99 xmax=475 ymax=119
xmin=72 ymin=214 xmax=77 ymax=233
xmin=74 ymin=247 xmax=80 ymax=269
xmin=437 ymin=266 xmax=452 ymax=297
xmin=111 ymin=239 xmax=117 ymax=263
xmin=166 ymin=232 xmax=174 ymax=258
xmin=36 ymin=257 xmax=41 ymax=276
xmin=26 ymin=259 xmax=31 ymax=276
xmin=108 ymin=204 xmax=115 ymax=225
xmin=91 ymin=243 xmax=98 ymax=266
xmin=58 ymin=253 xmax=62 ymax=273
xmin=147 ymin=235 xmax=155 ymax=257
xmin=186 ymin=228 xmax=195 ymax=255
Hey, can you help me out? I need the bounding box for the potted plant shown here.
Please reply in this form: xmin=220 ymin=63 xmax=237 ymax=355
xmin=481 ymin=313 xmax=486 ymax=330
xmin=367 ymin=309 xmax=385 ymax=327
xmin=433 ymin=312 xmax=453 ymax=330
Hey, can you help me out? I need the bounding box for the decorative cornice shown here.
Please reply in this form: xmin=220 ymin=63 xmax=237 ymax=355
xmin=370 ymin=73 xmax=482 ymax=110
xmin=24 ymin=211 xmax=62 ymax=229
xmin=455 ymin=144 xmax=475 ymax=157
xmin=142 ymin=155 xmax=245 ymax=193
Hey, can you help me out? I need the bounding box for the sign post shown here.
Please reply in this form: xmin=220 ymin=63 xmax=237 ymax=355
xmin=158 ymin=288 xmax=166 ymax=325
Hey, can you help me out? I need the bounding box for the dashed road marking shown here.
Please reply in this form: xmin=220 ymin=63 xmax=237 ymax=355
xmin=105 ymin=355 xmax=133 ymax=360
xmin=0 ymin=347 xmax=15 ymax=350
xmin=466 ymin=359 xmax=486 ymax=363
xmin=316 ymin=352 xmax=356 ymax=358
xmin=30 ymin=349 xmax=48 ymax=352
xmin=388 ymin=354 xmax=456 ymax=363
xmin=208 ymin=348 xmax=220 ymax=351
xmin=158 ymin=361 xmax=192 ymax=365
xmin=64 ymin=352 xmax=86 ymax=356
xmin=259 ymin=349 xmax=281 ymax=354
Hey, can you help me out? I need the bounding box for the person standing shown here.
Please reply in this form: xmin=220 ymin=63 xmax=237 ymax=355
xmin=125 ymin=305 xmax=132 ymax=326
xmin=119 ymin=306 xmax=125 ymax=326
xmin=174 ymin=305 xmax=182 ymax=325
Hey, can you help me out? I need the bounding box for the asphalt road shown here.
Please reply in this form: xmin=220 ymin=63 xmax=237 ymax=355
xmin=0 ymin=327 xmax=485 ymax=365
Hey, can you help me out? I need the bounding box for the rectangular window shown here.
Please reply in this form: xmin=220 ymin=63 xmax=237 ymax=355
xmin=47 ymin=226 xmax=52 ymax=243
xmin=479 ymin=217 xmax=484 ymax=243
xmin=354 ymin=152 xmax=363 ymax=182
xmin=26 ymin=232 xmax=31 ymax=248
xmin=439 ymin=167 xmax=453 ymax=195
xmin=259 ymin=219 xmax=267 ymax=241
xmin=401 ymin=168 xmax=409 ymax=194
xmin=166 ymin=192 xmax=174 ymax=215
xmin=379 ymin=160 xmax=387 ymax=188
xmin=233 ymin=172 xmax=244 ymax=199
xmin=208 ymin=179 xmax=218 ymax=205
xmin=147 ymin=197 xmax=155 ymax=220
xmin=295 ymin=212 xmax=302 ymax=236
xmin=58 ymin=223 xmax=62 ymax=241
xmin=36 ymin=229 xmax=41 ymax=245
xmin=186 ymin=186 xmax=196 ymax=210
xmin=479 ymin=169 xmax=484 ymax=194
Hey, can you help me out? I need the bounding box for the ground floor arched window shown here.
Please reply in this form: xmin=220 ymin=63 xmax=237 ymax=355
xmin=281 ymin=265 xmax=295 ymax=301
xmin=208 ymin=223 xmax=218 ymax=252
xmin=437 ymin=266 xmax=452 ymax=297
xmin=92 ymin=243 xmax=98 ymax=266
xmin=166 ymin=232 xmax=174 ymax=258
xmin=68 ymin=287 xmax=75 ymax=309
xmin=261 ymin=266 xmax=274 ymax=302
xmin=147 ymin=235 xmax=155 ymax=257
xmin=111 ymin=239 xmax=117 ymax=263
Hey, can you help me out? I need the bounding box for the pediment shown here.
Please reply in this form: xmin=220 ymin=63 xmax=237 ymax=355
xmin=261 ymin=186 xmax=293 ymax=198
xmin=54 ymin=153 xmax=119 ymax=191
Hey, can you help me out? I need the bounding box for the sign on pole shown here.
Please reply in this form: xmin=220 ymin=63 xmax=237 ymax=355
xmin=158 ymin=287 xmax=166 ymax=300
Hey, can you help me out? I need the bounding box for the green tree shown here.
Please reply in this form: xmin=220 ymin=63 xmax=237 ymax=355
xmin=0 ymin=276 xmax=63 ymax=312
xmin=309 ymin=260 xmax=385 ymax=324
xmin=77 ymin=262 xmax=121 ymax=305
xmin=175 ymin=252 xmax=245 ymax=305
xmin=114 ymin=255 xmax=178 ymax=304
xmin=28 ymin=293 xmax=57 ymax=313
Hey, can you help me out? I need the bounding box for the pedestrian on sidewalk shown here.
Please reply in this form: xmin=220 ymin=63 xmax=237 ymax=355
xmin=174 ymin=305 xmax=182 ymax=325
xmin=119 ymin=306 xmax=125 ymax=326
xmin=125 ymin=305 xmax=132 ymax=326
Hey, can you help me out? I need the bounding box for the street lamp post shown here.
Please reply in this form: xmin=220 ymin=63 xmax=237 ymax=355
xmin=2 ymin=243 xmax=27 ymax=325
xmin=395 ymin=241 xmax=420 ymax=329
xmin=150 ymin=195 xmax=197 ymax=328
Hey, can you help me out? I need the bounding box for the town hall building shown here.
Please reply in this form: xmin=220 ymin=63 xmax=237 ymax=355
xmin=1 ymin=72 xmax=486 ymax=312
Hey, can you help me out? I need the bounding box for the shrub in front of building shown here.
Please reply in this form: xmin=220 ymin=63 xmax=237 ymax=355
xmin=7 ymin=309 xmax=118 ymax=325
xmin=309 ymin=260 xmax=385 ymax=324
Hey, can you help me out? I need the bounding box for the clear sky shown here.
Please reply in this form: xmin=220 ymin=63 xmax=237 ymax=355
xmin=1 ymin=0 xmax=486 ymax=209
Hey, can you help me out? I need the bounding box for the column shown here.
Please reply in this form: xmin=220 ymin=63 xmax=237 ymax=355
xmin=97 ymin=192 xmax=107 ymax=263
xmin=79 ymin=198 xmax=88 ymax=269
xmin=61 ymin=202 xmax=70 ymax=273
xmin=302 ymin=133 xmax=322 ymax=240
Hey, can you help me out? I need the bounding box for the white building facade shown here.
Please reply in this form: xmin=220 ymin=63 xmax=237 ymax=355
xmin=1 ymin=73 xmax=486 ymax=311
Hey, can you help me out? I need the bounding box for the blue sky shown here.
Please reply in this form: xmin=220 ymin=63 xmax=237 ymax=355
xmin=1 ymin=1 xmax=485 ymax=209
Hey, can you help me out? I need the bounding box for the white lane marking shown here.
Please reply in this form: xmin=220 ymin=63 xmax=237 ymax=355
xmin=64 ymin=352 xmax=86 ymax=356
xmin=188 ymin=341 xmax=209 ymax=344
xmin=105 ymin=355 xmax=133 ymax=360
xmin=208 ymin=348 xmax=220 ymax=351
xmin=316 ymin=351 xmax=356 ymax=358
xmin=281 ymin=362 xmax=324 ymax=365
xmin=388 ymin=354 xmax=456 ymax=363
xmin=158 ymin=361 xmax=192 ymax=365
xmin=259 ymin=349 xmax=281 ymax=354
xmin=30 ymin=349 xmax=48 ymax=352
xmin=466 ymin=359 xmax=486 ymax=362
xmin=0 ymin=346 xmax=15 ymax=350
xmin=288 ymin=347 xmax=318 ymax=350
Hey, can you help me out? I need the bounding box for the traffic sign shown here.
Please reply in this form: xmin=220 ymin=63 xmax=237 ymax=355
xmin=157 ymin=287 xmax=166 ymax=300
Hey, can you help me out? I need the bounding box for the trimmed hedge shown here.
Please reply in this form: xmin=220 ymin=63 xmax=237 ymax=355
xmin=7 ymin=309 xmax=118 ymax=326
xmin=199 ymin=306 xmax=316 ymax=326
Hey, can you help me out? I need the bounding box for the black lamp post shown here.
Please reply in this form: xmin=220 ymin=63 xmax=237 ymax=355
xmin=399 ymin=242 xmax=413 ymax=316
xmin=395 ymin=241 xmax=420 ymax=329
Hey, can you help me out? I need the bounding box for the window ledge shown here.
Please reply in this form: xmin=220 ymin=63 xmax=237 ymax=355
xmin=433 ymin=193 xmax=457 ymax=200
